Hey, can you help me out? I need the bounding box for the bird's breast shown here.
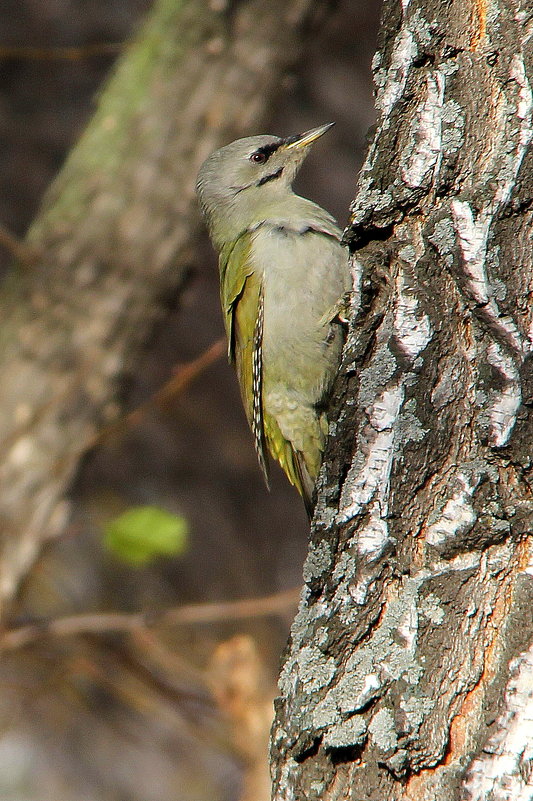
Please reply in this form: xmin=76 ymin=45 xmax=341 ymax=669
xmin=251 ymin=223 xmax=349 ymax=399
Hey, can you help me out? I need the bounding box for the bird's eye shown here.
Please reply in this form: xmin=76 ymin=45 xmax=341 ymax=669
xmin=250 ymin=151 xmax=267 ymax=164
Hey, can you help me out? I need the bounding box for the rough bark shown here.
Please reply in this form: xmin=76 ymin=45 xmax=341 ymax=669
xmin=271 ymin=1 xmax=533 ymax=799
xmin=0 ymin=0 xmax=332 ymax=618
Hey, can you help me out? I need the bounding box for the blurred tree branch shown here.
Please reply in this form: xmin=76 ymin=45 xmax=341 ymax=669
xmin=88 ymin=336 xmax=225 ymax=448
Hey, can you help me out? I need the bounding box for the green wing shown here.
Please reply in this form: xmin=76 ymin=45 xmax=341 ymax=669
xmin=219 ymin=232 xmax=269 ymax=482
xmin=219 ymin=230 xmax=320 ymax=515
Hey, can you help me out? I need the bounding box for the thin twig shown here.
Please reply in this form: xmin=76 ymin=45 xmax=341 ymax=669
xmin=89 ymin=336 xmax=226 ymax=447
xmin=0 ymin=337 xmax=225 ymax=456
xmin=0 ymin=587 xmax=301 ymax=652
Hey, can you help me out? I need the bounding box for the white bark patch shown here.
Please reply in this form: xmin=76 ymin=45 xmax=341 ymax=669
xmin=393 ymin=273 xmax=433 ymax=360
xmin=487 ymin=342 xmax=522 ymax=447
xmin=349 ymin=574 xmax=375 ymax=606
xmin=449 ymin=58 xmax=531 ymax=358
xmin=462 ymin=645 xmax=533 ymax=801
xmin=515 ymin=10 xmax=533 ymax=46
xmin=450 ymin=200 xmax=491 ymax=305
xmin=496 ymin=56 xmax=533 ymax=207
xmin=524 ymin=538 xmax=533 ymax=577
xmin=338 ymin=384 xmax=404 ymax=525
xmin=451 ymin=200 xmax=524 ymax=353
xmin=425 ymin=473 xmax=479 ymax=546
xmin=402 ymin=71 xmax=445 ymax=189
xmin=396 ymin=602 xmax=418 ymax=650
xmin=376 ymin=27 xmax=417 ymax=119
xmin=357 ymin=503 xmax=390 ymax=561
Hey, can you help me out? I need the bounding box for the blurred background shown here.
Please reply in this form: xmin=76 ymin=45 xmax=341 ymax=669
xmin=0 ymin=1 xmax=380 ymax=799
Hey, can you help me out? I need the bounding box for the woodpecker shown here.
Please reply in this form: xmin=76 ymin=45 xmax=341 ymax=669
xmin=196 ymin=124 xmax=350 ymax=516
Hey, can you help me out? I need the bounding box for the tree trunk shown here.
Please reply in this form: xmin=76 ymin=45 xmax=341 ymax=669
xmin=271 ymin=1 xmax=533 ymax=799
xmin=0 ymin=0 xmax=332 ymax=619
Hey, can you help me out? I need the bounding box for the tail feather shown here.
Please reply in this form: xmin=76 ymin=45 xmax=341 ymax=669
xmin=294 ymin=453 xmax=316 ymax=520
xmin=263 ymin=409 xmax=321 ymax=518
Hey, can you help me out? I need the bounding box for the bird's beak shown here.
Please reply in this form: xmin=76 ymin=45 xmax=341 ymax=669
xmin=282 ymin=122 xmax=335 ymax=151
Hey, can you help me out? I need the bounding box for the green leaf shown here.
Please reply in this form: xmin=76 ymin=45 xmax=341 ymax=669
xmin=103 ymin=505 xmax=189 ymax=566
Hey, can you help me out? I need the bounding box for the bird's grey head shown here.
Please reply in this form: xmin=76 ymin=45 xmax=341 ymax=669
xmin=196 ymin=124 xmax=334 ymax=246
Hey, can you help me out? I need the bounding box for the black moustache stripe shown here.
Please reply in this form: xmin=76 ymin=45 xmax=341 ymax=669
xmin=257 ymin=167 xmax=284 ymax=186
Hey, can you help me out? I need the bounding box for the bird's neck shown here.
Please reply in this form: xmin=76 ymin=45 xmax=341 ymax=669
xmin=207 ymin=186 xmax=339 ymax=249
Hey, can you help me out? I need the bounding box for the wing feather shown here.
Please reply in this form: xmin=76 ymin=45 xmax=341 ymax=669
xmin=219 ymin=232 xmax=269 ymax=482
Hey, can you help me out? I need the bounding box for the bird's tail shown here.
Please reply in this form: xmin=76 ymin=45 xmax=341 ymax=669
xmin=264 ymin=409 xmax=325 ymax=519
xmin=294 ymin=453 xmax=316 ymax=520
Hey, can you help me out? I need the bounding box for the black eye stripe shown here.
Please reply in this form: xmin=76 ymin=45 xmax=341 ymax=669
xmin=250 ymin=141 xmax=282 ymax=163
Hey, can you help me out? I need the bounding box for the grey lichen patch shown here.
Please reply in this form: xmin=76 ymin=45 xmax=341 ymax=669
xmin=442 ymin=99 xmax=465 ymax=153
xmin=398 ymin=244 xmax=417 ymax=263
xmin=329 ymin=578 xmax=369 ymax=628
xmin=420 ymin=592 xmax=445 ymax=624
xmin=309 ymin=779 xmax=327 ymax=797
xmin=368 ymin=708 xmax=398 ymax=751
xmin=287 ymin=605 xmax=326 ymax=655
xmin=334 ymin=669 xmax=382 ymax=715
xmin=307 ymin=650 xmax=383 ymax=733
xmin=395 ymin=401 xmax=428 ymax=448
xmin=315 ymin=626 xmax=330 ymax=649
xmin=357 ymin=345 xmax=398 ymax=408
xmin=440 ymin=58 xmax=459 ymax=77
xmin=490 ymin=278 xmax=507 ymax=302
xmin=353 ymin=576 xmax=424 ymax=685
xmin=399 ymin=692 xmax=435 ymax=732
xmin=331 ymin=549 xmax=357 ymax=589
xmin=303 ymin=539 xmax=333 ymax=583
xmin=352 ymin=184 xmax=396 ymax=222
xmin=323 ymin=716 xmax=367 ymax=750
xmin=428 ymin=216 xmax=455 ymax=267
xmin=410 ymin=9 xmax=434 ymax=46
xmin=310 ymin=576 xmax=426 ymax=743
xmin=312 ymin=692 xmax=341 ymax=730
xmin=296 ymin=645 xmax=337 ymax=694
